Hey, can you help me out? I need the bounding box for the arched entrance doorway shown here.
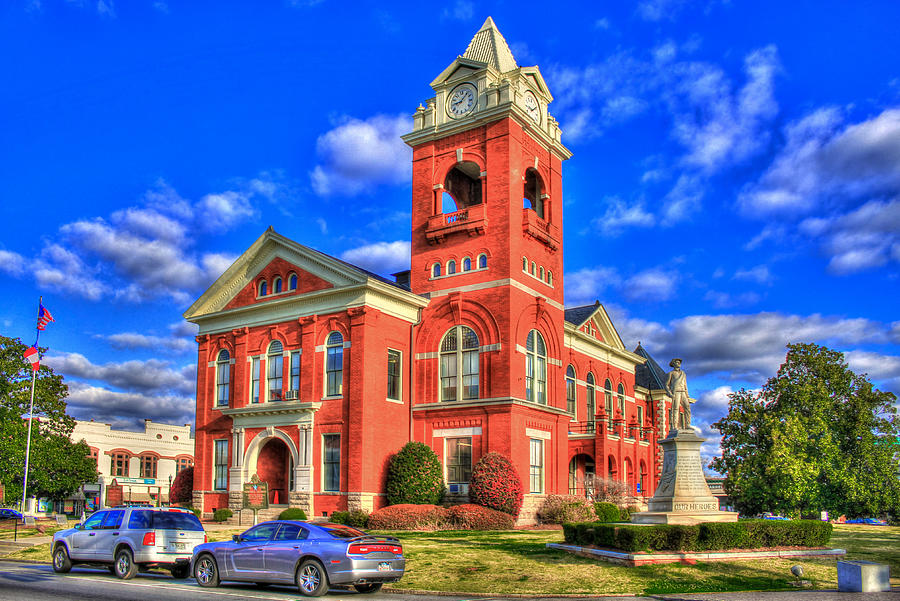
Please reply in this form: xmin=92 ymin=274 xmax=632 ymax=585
xmin=257 ymin=438 xmax=291 ymax=505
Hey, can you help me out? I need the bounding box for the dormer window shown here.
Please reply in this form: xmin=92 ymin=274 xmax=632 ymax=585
xmin=289 ymin=273 xmax=298 ymax=290
xmin=274 ymin=277 xmax=282 ymax=294
xmin=258 ymin=280 xmax=267 ymax=296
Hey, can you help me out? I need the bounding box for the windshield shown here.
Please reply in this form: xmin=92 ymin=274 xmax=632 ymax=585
xmin=152 ymin=511 xmax=204 ymax=531
xmin=320 ymin=524 xmax=366 ymax=539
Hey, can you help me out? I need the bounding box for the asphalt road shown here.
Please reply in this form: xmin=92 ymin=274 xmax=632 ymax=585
xmin=0 ymin=561 xmax=897 ymax=601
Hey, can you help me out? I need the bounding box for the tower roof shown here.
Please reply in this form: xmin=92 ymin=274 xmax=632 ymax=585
xmin=462 ymin=16 xmax=518 ymax=73
xmin=634 ymin=343 xmax=669 ymax=391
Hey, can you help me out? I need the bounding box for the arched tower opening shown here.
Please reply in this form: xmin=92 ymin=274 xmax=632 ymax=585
xmin=442 ymin=161 xmax=482 ymax=213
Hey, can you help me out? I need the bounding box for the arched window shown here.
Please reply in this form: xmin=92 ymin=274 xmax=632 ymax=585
xmin=565 ymin=365 xmax=576 ymax=416
xmin=586 ymin=373 xmax=596 ymax=426
xmin=289 ymin=273 xmax=298 ymax=290
xmin=604 ymin=379 xmax=614 ymax=423
xmin=539 ymin=266 xmax=544 ymax=280
xmin=140 ymin=454 xmax=158 ymax=478
xmin=547 ymin=271 xmax=553 ymax=286
xmin=216 ymin=349 xmax=230 ymax=407
xmin=440 ymin=326 xmax=479 ymax=401
xmin=522 ymin=256 xmax=528 ymax=271
xmin=273 ymin=277 xmax=282 ymax=294
xmin=531 ymin=261 xmax=536 ymax=275
xmin=523 ymin=168 xmax=545 ymax=219
xmin=525 ymin=330 xmax=547 ymax=405
xmin=478 ymin=254 xmax=487 ymax=269
xmin=258 ymin=280 xmax=267 ymax=296
xmin=617 ymin=383 xmax=626 ymax=417
xmin=325 ymin=332 xmax=343 ymax=396
xmin=462 ymin=257 xmax=471 ymax=271
xmin=443 ymin=161 xmax=482 ymax=211
xmin=447 ymin=260 xmax=457 ymax=275
xmin=432 ymin=263 xmax=441 ymax=278
xmin=267 ymin=340 xmax=283 ymax=401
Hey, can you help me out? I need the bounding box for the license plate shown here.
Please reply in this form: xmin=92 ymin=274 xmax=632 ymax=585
xmin=378 ymin=562 xmax=391 ymax=572
xmin=174 ymin=542 xmax=187 ymax=551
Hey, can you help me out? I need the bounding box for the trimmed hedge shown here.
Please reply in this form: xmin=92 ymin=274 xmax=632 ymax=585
xmin=562 ymin=519 xmax=832 ymax=552
xmin=469 ymin=452 xmax=524 ymax=516
xmin=538 ymin=495 xmax=596 ymax=524
xmin=212 ymin=508 xmax=233 ymax=522
xmin=330 ymin=510 xmax=369 ymax=528
xmin=594 ymin=502 xmax=622 ymax=523
xmin=367 ymin=504 xmax=449 ymax=530
xmin=385 ymin=442 xmax=445 ymax=505
xmin=447 ymin=504 xmax=516 ymax=530
xmin=278 ymin=508 xmax=308 ymax=521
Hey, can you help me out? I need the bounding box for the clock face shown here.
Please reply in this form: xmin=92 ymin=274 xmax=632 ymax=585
xmin=448 ymin=84 xmax=476 ymax=117
xmin=524 ymin=91 xmax=540 ymax=124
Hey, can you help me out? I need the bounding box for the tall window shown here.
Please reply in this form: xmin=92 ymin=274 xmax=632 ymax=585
xmin=478 ymin=254 xmax=487 ymax=269
xmin=604 ymin=378 xmax=614 ymax=421
xmin=637 ymin=405 xmax=644 ymax=428
xmin=274 ymin=277 xmax=282 ymax=293
xmin=267 ymin=340 xmax=283 ymax=401
xmin=446 ymin=437 xmax=472 ymax=494
xmin=617 ymin=383 xmax=626 ymax=416
xmin=433 ymin=263 xmax=441 ymax=277
xmin=586 ymin=373 xmax=596 ymax=425
xmin=522 ymin=256 xmax=527 ymax=271
xmin=325 ymin=331 xmax=343 ymax=396
xmin=462 ymin=257 xmax=471 ymax=271
xmin=447 ymin=260 xmax=456 ymax=275
xmin=440 ymin=326 xmax=479 ymax=401
xmin=111 ymin=452 xmax=130 ymax=477
xmin=141 ymin=454 xmax=157 ymax=478
xmin=565 ymin=365 xmax=576 ymax=416
xmin=290 ymin=350 xmax=301 ymax=392
xmin=214 ymin=440 xmax=228 ymax=491
xmin=216 ymin=349 xmax=230 ymax=407
xmin=176 ymin=457 xmax=193 ymax=474
xmin=289 ymin=273 xmax=298 ymax=290
xmin=529 ymin=439 xmax=543 ymax=493
xmin=251 ymin=357 xmax=261 ymax=403
xmin=387 ymin=349 xmax=401 ymax=401
xmin=323 ymin=434 xmax=340 ymax=492
xmin=525 ymin=330 xmax=547 ymax=404
xmin=258 ymin=280 xmax=267 ymax=296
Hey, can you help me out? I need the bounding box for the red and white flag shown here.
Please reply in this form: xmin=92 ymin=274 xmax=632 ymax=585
xmin=37 ymin=304 xmax=54 ymax=330
xmin=23 ymin=346 xmax=40 ymax=371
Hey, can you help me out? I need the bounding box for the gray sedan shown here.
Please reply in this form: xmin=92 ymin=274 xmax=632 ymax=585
xmin=191 ymin=520 xmax=404 ymax=596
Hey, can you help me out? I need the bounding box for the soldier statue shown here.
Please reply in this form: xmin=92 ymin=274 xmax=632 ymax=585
xmin=665 ymin=358 xmax=694 ymax=431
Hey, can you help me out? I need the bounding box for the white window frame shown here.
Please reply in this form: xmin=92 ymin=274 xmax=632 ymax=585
xmin=215 ymin=349 xmax=230 ymax=407
xmin=213 ymin=439 xmax=228 ymax=491
xmin=529 ymin=438 xmax=544 ymax=494
xmin=387 ymin=349 xmax=402 ymax=401
xmin=525 ymin=330 xmax=547 ymax=405
xmin=445 ymin=437 xmax=473 ymax=494
xmin=267 ymin=341 xmax=284 ymax=402
xmin=325 ymin=331 xmax=343 ymax=397
xmin=440 ymin=325 xmax=480 ymax=402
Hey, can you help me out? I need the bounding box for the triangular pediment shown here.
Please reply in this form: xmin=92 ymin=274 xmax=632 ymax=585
xmin=568 ymin=303 xmax=626 ymax=352
xmin=184 ymin=228 xmax=370 ymax=320
xmin=430 ymin=57 xmax=491 ymax=89
xmin=521 ymin=67 xmax=553 ymax=102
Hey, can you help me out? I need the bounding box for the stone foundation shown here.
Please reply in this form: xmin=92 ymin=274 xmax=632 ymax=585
xmin=516 ymin=494 xmax=545 ymax=526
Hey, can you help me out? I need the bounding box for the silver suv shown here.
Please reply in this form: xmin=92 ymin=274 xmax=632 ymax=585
xmin=52 ymin=506 xmax=206 ymax=579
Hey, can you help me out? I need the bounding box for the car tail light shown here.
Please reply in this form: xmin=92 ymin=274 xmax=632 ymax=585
xmin=142 ymin=532 xmax=155 ymax=546
xmin=348 ymin=543 xmax=402 ymax=555
xmin=204 ymin=534 xmax=208 ymax=543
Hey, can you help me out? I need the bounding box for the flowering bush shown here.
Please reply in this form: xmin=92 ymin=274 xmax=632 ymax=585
xmin=447 ymin=503 xmax=515 ymax=530
xmin=366 ymin=504 xmax=449 ymax=530
xmin=169 ymin=466 xmax=193 ymax=505
xmin=468 ymin=452 xmax=524 ymax=516
xmin=537 ymin=494 xmax=596 ymax=524
xmin=385 ymin=442 xmax=445 ymax=505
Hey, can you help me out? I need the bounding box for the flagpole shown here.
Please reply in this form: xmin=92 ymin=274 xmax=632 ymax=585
xmin=21 ymin=296 xmax=42 ymax=515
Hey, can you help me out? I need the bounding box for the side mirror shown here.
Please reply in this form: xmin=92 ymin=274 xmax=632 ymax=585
xmin=74 ymin=523 xmax=83 ymax=530
xmin=232 ymin=534 xmax=241 ymax=543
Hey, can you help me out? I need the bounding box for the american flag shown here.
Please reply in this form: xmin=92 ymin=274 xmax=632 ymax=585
xmin=23 ymin=346 xmax=40 ymax=371
xmin=37 ymin=304 xmax=55 ymax=330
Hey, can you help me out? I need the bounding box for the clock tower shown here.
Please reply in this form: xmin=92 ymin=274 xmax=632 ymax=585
xmin=403 ymin=17 xmax=573 ymax=497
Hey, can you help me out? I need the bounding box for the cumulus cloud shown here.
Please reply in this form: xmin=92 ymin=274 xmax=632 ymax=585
xmin=45 ymin=352 xmax=195 ymax=395
xmin=733 ymin=265 xmax=774 ymax=285
xmin=339 ymin=241 xmax=411 ymax=276
xmin=65 ymin=382 xmax=194 ymax=431
xmin=591 ymin=198 xmax=655 ymax=235
xmin=101 ymin=322 xmax=196 ymax=353
xmin=564 ymin=266 xmax=622 ymax=306
xmin=0 ymin=250 xmax=28 ymax=277
xmin=703 ymin=290 xmax=762 ymax=308
xmin=311 ymin=114 xmax=411 ymax=196
xmin=636 ymin=0 xmax=688 ymax=21
xmin=624 ymin=269 xmax=678 ymax=302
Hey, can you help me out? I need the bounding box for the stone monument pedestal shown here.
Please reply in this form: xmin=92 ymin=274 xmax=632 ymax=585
xmin=631 ymin=429 xmax=738 ymax=525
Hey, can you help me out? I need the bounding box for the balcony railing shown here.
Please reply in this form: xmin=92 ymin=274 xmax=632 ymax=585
xmin=522 ymin=208 xmax=561 ymax=250
xmin=568 ymin=421 xmax=595 ymax=435
xmin=426 ymin=204 xmax=486 ymax=244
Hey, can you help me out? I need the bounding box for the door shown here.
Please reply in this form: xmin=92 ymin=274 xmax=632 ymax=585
xmin=93 ymin=509 xmax=125 ymax=562
xmin=229 ymin=522 xmax=278 ymax=578
xmin=69 ymin=511 xmax=107 ymax=560
xmin=263 ymin=523 xmax=308 ymax=582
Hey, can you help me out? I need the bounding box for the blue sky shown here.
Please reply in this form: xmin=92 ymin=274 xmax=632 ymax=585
xmin=2 ymin=0 xmax=898 ymax=465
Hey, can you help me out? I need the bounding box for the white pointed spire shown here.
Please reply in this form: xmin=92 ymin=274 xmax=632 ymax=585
xmin=462 ymin=16 xmax=518 ymax=73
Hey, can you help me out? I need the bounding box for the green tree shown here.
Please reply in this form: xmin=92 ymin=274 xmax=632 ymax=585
xmin=711 ymin=343 xmax=900 ymax=518
xmin=0 ymin=335 xmax=98 ymax=504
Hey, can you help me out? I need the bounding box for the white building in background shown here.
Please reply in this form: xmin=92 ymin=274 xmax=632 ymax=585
xmin=59 ymin=419 xmax=195 ymax=514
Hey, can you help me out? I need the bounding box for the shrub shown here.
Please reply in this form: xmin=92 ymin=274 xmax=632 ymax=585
xmin=182 ymin=505 xmax=201 ymax=519
xmin=537 ymin=495 xmax=596 ymax=524
xmin=468 ymin=452 xmax=524 ymax=516
xmin=585 ymin=474 xmax=629 ymax=505
xmin=699 ymin=521 xmax=750 ymax=550
xmin=331 ymin=510 xmax=369 ymax=528
xmin=213 ymin=508 xmax=233 ymax=523
xmin=446 ymin=504 xmax=515 ymax=530
xmin=594 ymin=502 xmax=621 ymax=523
xmin=385 ymin=442 xmax=445 ymax=505
xmin=278 ymin=508 xmax=308 ymax=521
xmin=367 ymin=504 xmax=449 ymax=530
xmin=168 ymin=467 xmax=193 ymax=505
xmin=618 ymin=506 xmax=631 ymax=521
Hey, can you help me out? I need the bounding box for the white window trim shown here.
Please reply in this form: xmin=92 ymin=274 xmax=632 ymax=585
xmin=213 ymin=439 xmax=228 ymax=492
xmin=529 ymin=438 xmax=544 ymax=494
xmin=321 ymin=433 xmax=340 ymax=493
xmin=444 ymin=436 xmax=473 ymax=494
xmin=387 ymin=348 xmax=403 ymax=402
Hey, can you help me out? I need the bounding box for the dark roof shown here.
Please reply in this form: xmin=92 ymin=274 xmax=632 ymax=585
xmin=564 ymin=302 xmax=600 ymax=326
xmin=633 ymin=343 xmax=668 ymax=391
xmin=310 ymin=246 xmax=417 ymax=294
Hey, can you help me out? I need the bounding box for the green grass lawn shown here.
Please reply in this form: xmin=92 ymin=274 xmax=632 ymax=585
xmin=4 ymin=524 xmax=896 ymax=595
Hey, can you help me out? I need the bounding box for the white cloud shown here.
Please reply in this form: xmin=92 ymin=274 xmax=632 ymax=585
xmin=103 ymin=331 xmax=193 ymax=353
xmin=45 ymin=352 xmax=195 ymax=395
xmin=636 ymin=0 xmax=687 ymax=21
xmin=0 ymin=250 xmax=27 ymax=277
xmin=311 ymin=114 xmax=411 ymax=196
xmin=65 ymin=382 xmax=194 ymax=431
xmin=442 ymin=0 xmax=473 ymax=20
xmin=196 ymin=191 xmax=256 ymax=231
xmin=340 ymin=241 xmax=410 ymax=276
xmin=564 ymin=266 xmax=621 ymax=306
xmin=846 ymin=350 xmax=900 ymax=392
xmin=96 ymin=0 xmax=114 ymax=17
xmin=591 ymin=197 xmax=654 ymax=234
xmin=624 ymin=269 xmax=678 ymax=302
xmin=661 ymin=174 xmax=704 ymax=222
xmin=703 ymin=290 xmax=762 ymax=308
xmin=733 ymin=265 xmax=774 ymax=285
xmin=698 ymin=385 xmax=735 ymax=411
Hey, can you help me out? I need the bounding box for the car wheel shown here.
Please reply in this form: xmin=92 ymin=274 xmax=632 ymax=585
xmin=52 ymin=545 xmax=72 ymax=573
xmin=354 ymin=583 xmax=383 ymax=594
xmin=194 ymin=554 xmax=220 ymax=588
xmin=296 ymin=559 xmax=329 ymax=597
xmin=114 ymin=548 xmax=138 ymax=580
xmin=170 ymin=564 xmax=190 ymax=579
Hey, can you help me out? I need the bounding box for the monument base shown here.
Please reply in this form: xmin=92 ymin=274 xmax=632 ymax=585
xmin=631 ymin=429 xmax=737 ymax=525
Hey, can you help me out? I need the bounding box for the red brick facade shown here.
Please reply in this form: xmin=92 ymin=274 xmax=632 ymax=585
xmin=185 ymin=20 xmax=674 ymax=518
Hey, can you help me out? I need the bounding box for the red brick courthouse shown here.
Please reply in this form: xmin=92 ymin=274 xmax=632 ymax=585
xmin=185 ymin=18 xmax=680 ymax=519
